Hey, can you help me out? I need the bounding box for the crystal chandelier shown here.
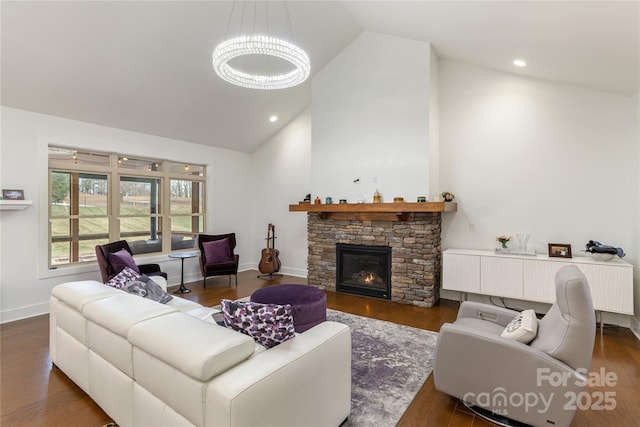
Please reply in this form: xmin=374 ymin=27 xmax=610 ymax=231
xmin=212 ymin=2 xmax=310 ymax=90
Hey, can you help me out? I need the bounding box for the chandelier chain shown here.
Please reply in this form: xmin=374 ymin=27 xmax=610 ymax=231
xmin=284 ymin=1 xmax=295 ymax=43
xmin=224 ymin=1 xmax=237 ymax=39
xmin=252 ymin=0 xmax=257 ymax=34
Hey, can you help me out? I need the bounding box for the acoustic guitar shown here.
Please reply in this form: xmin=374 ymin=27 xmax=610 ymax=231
xmin=258 ymin=223 xmax=281 ymax=274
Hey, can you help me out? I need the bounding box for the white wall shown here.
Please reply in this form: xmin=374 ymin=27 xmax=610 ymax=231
xmin=311 ymin=31 xmax=433 ymax=203
xmin=0 ymin=106 xmax=252 ymax=322
xmin=428 ymin=45 xmax=440 ymax=198
xmin=439 ymin=61 xmax=639 ymax=325
xmin=250 ymin=107 xmax=311 ymax=277
xmin=634 ymin=91 xmax=640 ymax=338
xmin=2 ymin=56 xmax=638 ymax=331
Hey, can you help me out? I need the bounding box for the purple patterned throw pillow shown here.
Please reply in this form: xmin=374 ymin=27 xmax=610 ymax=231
xmin=105 ymin=266 xmax=140 ymax=289
xmin=220 ymin=299 xmax=295 ymax=349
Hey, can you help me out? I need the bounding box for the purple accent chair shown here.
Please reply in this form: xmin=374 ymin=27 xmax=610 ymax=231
xmin=198 ymin=233 xmax=239 ymax=287
xmin=95 ymin=240 xmax=167 ymax=283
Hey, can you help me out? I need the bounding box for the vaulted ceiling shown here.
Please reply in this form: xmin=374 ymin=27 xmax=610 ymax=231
xmin=2 ymin=1 xmax=638 ymax=153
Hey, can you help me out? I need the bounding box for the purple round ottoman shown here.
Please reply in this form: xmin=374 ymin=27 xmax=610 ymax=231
xmin=250 ymin=284 xmax=327 ymax=333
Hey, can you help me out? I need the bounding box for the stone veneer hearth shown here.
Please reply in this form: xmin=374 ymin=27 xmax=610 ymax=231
xmin=306 ymin=213 xmax=442 ymax=307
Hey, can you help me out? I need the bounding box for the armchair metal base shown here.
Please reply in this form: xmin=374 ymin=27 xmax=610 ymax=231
xmin=462 ymin=401 xmax=530 ymax=427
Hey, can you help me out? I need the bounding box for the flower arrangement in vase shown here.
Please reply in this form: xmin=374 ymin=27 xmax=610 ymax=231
xmin=496 ymin=235 xmax=512 ymax=249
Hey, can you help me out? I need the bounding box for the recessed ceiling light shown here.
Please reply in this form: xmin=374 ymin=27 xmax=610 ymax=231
xmin=269 ymin=115 xmax=278 ymax=122
xmin=513 ymin=59 xmax=527 ymax=67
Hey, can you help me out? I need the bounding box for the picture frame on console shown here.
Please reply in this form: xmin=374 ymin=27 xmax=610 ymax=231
xmin=548 ymin=243 xmax=572 ymax=258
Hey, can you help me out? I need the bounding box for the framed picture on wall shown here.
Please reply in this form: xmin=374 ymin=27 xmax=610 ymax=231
xmin=2 ymin=189 xmax=25 ymax=200
xmin=548 ymin=243 xmax=572 ymax=258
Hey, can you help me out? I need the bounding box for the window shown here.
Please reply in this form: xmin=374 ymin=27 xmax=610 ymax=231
xmin=170 ymin=178 xmax=204 ymax=250
xmin=50 ymin=171 xmax=109 ymax=265
xmin=119 ymin=176 xmax=163 ymax=254
xmin=48 ymin=147 xmax=206 ymax=267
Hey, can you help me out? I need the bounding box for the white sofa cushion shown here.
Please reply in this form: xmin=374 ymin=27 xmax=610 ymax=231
xmin=132 ymin=347 xmax=209 ymax=426
xmin=151 ymin=275 xmax=168 ymax=291
xmin=167 ymin=296 xmax=203 ymax=313
xmin=87 ymin=320 xmax=137 ymax=377
xmin=89 ymin=350 xmax=135 ymax=427
xmin=83 ymin=294 xmax=176 ymax=337
xmin=52 ymin=281 xmax=123 ymax=312
xmin=128 ymin=311 xmax=255 ymax=381
xmin=132 ymin=382 xmax=194 ymax=427
xmin=52 ymin=296 xmax=90 ymax=346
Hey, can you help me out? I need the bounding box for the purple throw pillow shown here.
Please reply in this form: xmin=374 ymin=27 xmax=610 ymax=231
xmin=221 ymin=299 xmax=295 ymax=349
xmin=203 ymin=238 xmax=233 ymax=263
xmin=108 ymin=248 xmax=140 ymax=275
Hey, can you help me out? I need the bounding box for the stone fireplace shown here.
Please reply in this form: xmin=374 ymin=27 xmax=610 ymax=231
xmin=301 ymin=209 xmax=445 ymax=307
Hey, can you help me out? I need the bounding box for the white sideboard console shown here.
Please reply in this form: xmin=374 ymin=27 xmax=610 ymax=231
xmin=443 ymin=249 xmax=634 ymax=321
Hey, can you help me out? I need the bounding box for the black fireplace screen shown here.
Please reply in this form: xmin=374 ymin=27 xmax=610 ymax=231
xmin=336 ymin=244 xmax=391 ymax=299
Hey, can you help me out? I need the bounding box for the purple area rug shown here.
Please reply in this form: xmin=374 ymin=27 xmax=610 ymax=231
xmin=327 ymin=309 xmax=438 ymax=427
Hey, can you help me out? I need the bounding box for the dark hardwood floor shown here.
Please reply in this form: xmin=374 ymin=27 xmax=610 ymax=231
xmin=2 ymin=270 xmax=639 ymax=426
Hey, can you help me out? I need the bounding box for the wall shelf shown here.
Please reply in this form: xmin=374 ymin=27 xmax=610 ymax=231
xmin=0 ymin=200 xmax=33 ymax=210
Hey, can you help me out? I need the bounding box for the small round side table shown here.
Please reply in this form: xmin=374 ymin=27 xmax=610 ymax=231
xmin=168 ymin=252 xmax=198 ymax=294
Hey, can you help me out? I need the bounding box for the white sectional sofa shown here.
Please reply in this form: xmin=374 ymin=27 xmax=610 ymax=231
xmin=49 ymin=279 xmax=352 ymax=427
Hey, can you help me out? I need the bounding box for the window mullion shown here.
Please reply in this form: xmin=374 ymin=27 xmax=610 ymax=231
xmin=163 ymin=172 xmax=171 ymax=254
xmin=109 ymin=155 xmax=120 ymax=243
xmin=70 ymin=172 xmax=80 ymax=262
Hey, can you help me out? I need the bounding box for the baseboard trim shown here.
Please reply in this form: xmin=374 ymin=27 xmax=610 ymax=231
xmin=165 ymin=272 xmax=203 ymax=287
xmin=3 ymin=267 xmax=307 ymax=324
xmin=164 ymin=265 xmax=308 ymax=287
xmin=630 ymin=317 xmax=640 ymax=341
xmin=278 ymin=267 xmax=307 ymax=278
xmin=1 ymin=301 xmax=49 ymax=324
xmin=239 ymin=264 xmax=307 ymax=278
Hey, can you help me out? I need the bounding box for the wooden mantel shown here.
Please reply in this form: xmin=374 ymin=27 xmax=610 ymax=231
xmin=289 ymin=201 xmax=457 ymax=221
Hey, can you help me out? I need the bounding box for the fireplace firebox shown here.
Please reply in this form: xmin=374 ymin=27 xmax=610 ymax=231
xmin=336 ymin=244 xmax=391 ymax=299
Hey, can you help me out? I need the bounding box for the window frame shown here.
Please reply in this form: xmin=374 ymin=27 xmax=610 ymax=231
xmin=48 ymin=147 xmax=206 ymax=269
xmin=49 ymin=170 xmax=111 ymax=266
xmin=169 ymin=177 xmax=204 ymax=247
